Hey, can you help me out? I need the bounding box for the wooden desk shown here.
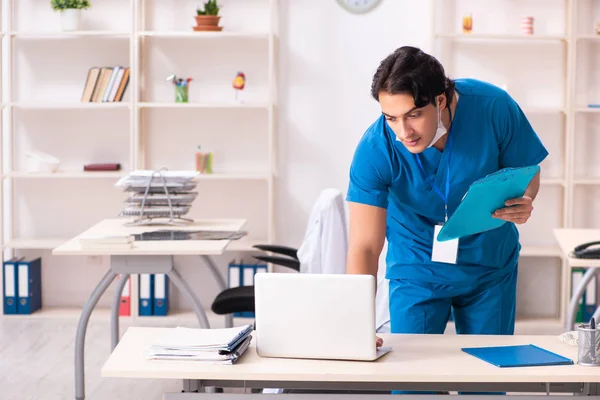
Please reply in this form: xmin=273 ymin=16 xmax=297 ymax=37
xmin=53 ymin=217 xmax=247 ymax=400
xmin=554 ymin=229 xmax=600 ymax=331
xmin=102 ymin=327 xmax=600 ymax=398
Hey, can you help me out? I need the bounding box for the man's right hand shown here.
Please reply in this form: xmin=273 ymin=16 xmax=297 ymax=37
xmin=376 ymin=336 xmax=383 ymax=347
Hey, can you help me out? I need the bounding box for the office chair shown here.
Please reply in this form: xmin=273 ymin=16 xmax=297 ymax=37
xmin=210 ymin=244 xmax=300 ymax=317
xmin=210 ymin=188 xmax=346 ymax=320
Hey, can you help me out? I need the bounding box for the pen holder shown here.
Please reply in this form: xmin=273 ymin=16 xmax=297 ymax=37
xmin=175 ymin=85 xmax=189 ymax=103
xmin=577 ymin=323 xmax=600 ymax=366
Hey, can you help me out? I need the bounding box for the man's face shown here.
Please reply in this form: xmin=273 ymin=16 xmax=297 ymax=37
xmin=379 ymin=92 xmax=445 ymax=153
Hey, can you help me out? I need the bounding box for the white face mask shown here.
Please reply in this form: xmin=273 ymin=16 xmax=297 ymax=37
xmin=428 ymin=102 xmax=447 ymax=148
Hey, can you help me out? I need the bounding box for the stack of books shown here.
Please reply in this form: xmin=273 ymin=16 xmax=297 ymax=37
xmin=144 ymin=324 xmax=253 ymax=364
xmin=115 ymin=170 xmax=199 ymax=221
xmin=81 ymin=66 xmax=130 ymax=102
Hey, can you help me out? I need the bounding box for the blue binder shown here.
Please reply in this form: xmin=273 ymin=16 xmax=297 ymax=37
xmin=462 ymin=344 xmax=573 ymax=368
xmin=139 ymin=273 xmax=153 ymax=316
xmin=437 ymin=165 xmax=540 ymax=242
xmin=3 ymin=258 xmax=20 ymax=314
xmin=229 ymin=261 xmax=267 ymax=318
xmin=17 ymin=257 xmax=42 ymax=315
xmin=152 ymin=273 xmax=169 ymax=316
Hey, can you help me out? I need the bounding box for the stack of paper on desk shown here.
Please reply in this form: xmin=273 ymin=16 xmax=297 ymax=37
xmin=144 ymin=324 xmax=253 ymax=364
xmin=115 ymin=170 xmax=199 ymax=220
xmin=79 ymin=235 xmax=134 ymax=249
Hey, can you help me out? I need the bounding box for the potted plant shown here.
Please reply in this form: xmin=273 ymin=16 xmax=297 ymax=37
xmin=50 ymin=0 xmax=91 ymax=31
xmin=194 ymin=0 xmax=222 ymax=32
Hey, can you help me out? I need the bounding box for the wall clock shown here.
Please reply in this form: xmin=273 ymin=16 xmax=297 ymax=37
xmin=336 ymin=0 xmax=382 ymax=14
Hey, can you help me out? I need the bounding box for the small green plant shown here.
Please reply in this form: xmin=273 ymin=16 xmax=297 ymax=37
xmin=196 ymin=0 xmax=219 ymax=16
xmin=51 ymin=0 xmax=91 ymax=10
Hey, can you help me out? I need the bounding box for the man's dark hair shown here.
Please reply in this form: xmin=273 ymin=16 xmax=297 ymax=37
xmin=371 ymin=46 xmax=455 ymax=108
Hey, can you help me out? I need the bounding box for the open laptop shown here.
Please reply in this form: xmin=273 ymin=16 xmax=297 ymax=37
xmin=254 ymin=273 xmax=392 ymax=361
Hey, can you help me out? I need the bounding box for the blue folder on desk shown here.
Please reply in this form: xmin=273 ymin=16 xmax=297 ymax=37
xmin=437 ymin=165 xmax=540 ymax=242
xmin=462 ymin=344 xmax=573 ymax=368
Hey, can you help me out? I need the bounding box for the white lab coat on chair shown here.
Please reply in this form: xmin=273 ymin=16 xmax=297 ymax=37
xmin=296 ymin=188 xmax=390 ymax=332
xmin=296 ymin=188 xmax=348 ymax=275
xmin=376 ymin=240 xmax=390 ymax=333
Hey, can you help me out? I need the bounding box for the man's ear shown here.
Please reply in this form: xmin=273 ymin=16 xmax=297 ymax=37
xmin=437 ymin=94 xmax=447 ymax=110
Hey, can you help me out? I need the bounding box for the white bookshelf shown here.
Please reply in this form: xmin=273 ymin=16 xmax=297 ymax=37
xmin=433 ymin=0 xmax=600 ymax=330
xmin=0 ymin=0 xmax=278 ymax=319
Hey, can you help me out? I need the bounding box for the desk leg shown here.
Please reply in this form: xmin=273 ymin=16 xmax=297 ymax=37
xmin=75 ymin=269 xmax=118 ymax=400
xmin=200 ymin=255 xmax=233 ymax=328
xmin=110 ymin=273 xmax=130 ymax=351
xmin=566 ymin=267 xmax=598 ymax=330
xmin=168 ymin=268 xmax=210 ymax=329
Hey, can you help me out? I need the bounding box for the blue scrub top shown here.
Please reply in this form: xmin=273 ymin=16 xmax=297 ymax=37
xmin=347 ymin=78 xmax=549 ymax=286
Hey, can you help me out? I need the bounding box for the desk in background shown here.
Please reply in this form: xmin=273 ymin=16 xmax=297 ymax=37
xmin=554 ymin=229 xmax=600 ymax=331
xmin=53 ymin=217 xmax=247 ymax=400
xmin=102 ymin=327 xmax=600 ymax=398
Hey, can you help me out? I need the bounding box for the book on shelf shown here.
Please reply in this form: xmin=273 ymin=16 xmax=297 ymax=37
xmin=81 ymin=66 xmax=130 ymax=103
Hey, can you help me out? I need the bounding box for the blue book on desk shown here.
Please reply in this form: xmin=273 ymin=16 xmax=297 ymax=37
xmin=462 ymin=344 xmax=573 ymax=368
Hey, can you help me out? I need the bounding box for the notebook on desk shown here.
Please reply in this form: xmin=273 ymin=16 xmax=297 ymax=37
xmin=462 ymin=344 xmax=573 ymax=368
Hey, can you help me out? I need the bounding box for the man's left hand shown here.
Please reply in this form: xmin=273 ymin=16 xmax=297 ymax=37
xmin=493 ymin=196 xmax=534 ymax=225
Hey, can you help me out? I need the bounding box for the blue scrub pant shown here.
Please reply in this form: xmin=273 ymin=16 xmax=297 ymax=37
xmin=389 ymin=265 xmax=518 ymax=394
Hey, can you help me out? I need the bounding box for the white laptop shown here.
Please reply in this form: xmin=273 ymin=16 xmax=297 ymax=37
xmin=254 ymin=273 xmax=392 ymax=361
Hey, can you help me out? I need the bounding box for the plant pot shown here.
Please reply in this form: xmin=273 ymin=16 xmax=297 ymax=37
xmin=194 ymin=15 xmax=222 ymax=31
xmin=61 ymin=9 xmax=81 ymax=31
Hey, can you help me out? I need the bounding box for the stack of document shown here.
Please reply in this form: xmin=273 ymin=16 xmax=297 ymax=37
xmin=115 ymin=170 xmax=199 ymax=219
xmin=144 ymin=324 xmax=253 ymax=364
xmin=79 ymin=234 xmax=134 ymax=249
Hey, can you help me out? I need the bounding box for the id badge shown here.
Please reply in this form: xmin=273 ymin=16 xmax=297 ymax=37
xmin=432 ymin=224 xmax=458 ymax=264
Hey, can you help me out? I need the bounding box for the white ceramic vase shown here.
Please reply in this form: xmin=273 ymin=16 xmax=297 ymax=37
xmin=60 ymin=9 xmax=81 ymax=31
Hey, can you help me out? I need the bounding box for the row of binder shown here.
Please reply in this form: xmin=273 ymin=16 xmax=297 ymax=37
xmin=138 ymin=273 xmax=170 ymax=316
xmin=572 ymin=268 xmax=599 ymax=323
xmin=228 ymin=261 xmax=267 ymax=318
xmin=3 ymin=258 xmax=42 ymax=315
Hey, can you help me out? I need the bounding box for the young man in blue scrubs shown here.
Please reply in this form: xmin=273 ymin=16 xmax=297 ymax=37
xmin=346 ymin=46 xmax=548 ymax=340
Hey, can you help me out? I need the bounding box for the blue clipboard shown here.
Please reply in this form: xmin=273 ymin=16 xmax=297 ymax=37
xmin=462 ymin=344 xmax=573 ymax=368
xmin=436 ymin=165 xmax=540 ymax=242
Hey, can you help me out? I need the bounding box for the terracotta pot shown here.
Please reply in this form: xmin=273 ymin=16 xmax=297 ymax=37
xmin=194 ymin=15 xmax=222 ymax=31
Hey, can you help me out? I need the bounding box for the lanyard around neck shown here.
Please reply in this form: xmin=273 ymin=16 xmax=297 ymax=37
xmin=415 ymin=106 xmax=454 ymax=222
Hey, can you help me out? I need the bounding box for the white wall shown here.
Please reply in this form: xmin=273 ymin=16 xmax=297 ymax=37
xmin=276 ymin=0 xmax=433 ymax=245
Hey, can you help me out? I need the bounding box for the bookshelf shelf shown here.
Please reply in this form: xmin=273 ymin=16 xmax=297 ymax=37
xmin=9 ymin=31 xmax=131 ymax=38
xmin=10 ymin=102 xmax=131 ymax=110
xmin=194 ymin=172 xmax=271 ymax=180
xmin=137 ymin=102 xmax=269 ymax=109
xmin=575 ymin=107 xmax=600 ymax=113
xmin=0 ymin=307 xmax=117 ymax=320
xmin=4 ymin=238 xmax=68 ymax=250
xmin=434 ymin=33 xmax=567 ymax=41
xmin=573 ymin=178 xmax=600 ymax=185
xmin=522 ymin=107 xmax=566 ymax=114
xmin=576 ymin=35 xmax=600 ymax=41
xmin=540 ymin=178 xmax=566 ymax=186
xmin=7 ymin=171 xmax=127 ymax=179
xmin=520 ymin=245 xmax=563 ymax=258
xmin=138 ymin=31 xmax=269 ymax=39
